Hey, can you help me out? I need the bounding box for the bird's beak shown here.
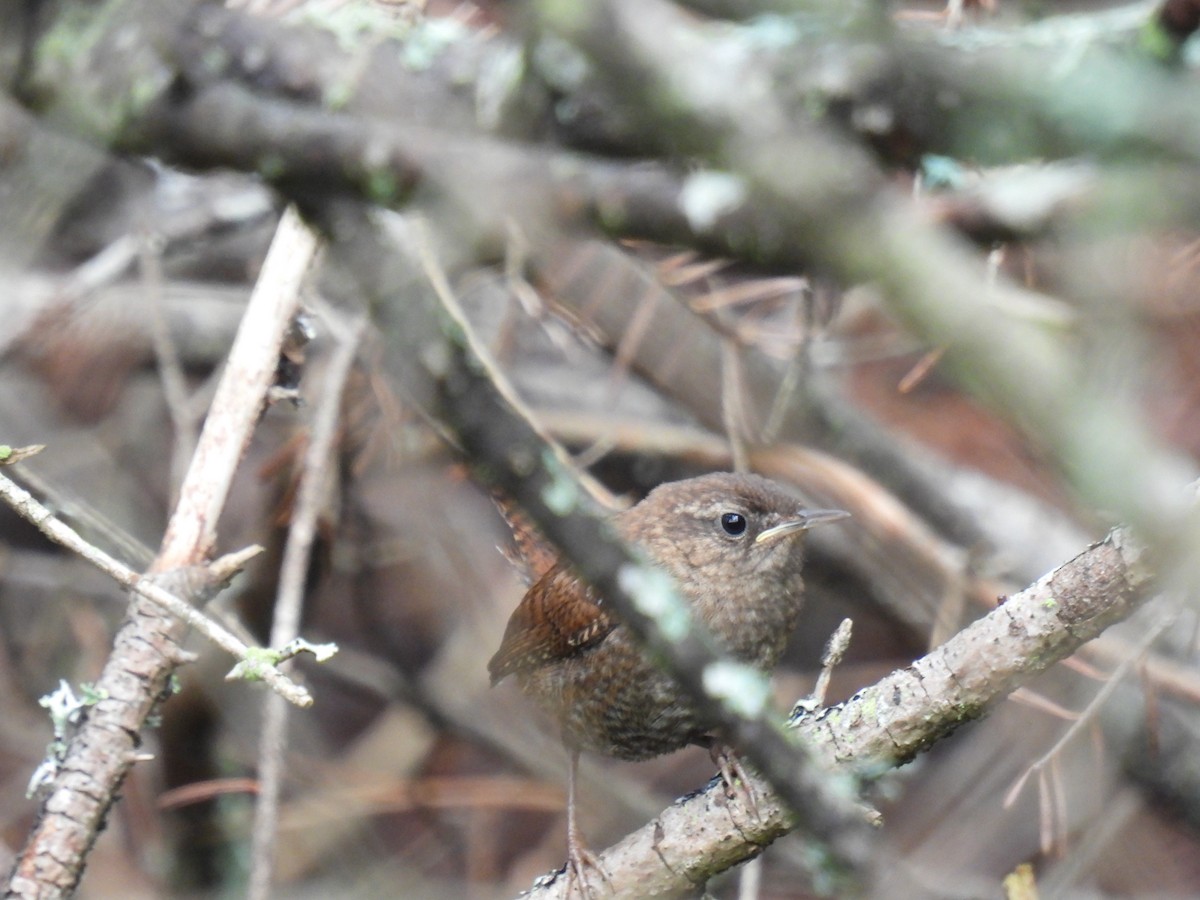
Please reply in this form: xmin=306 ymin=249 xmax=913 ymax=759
xmin=755 ymin=508 xmax=850 ymax=544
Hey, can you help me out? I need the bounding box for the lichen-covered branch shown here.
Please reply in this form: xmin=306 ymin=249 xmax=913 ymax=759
xmin=0 ymin=473 xmax=311 ymax=704
xmin=522 ymin=527 xmax=1156 ymax=898
xmin=314 ymin=203 xmax=873 ymax=885
xmin=536 ymin=0 xmax=1200 ymax=600
xmin=5 ymin=209 xmax=316 ymax=900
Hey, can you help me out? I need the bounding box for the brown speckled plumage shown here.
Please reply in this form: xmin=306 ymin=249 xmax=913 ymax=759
xmin=489 ymin=472 xmax=845 ymax=760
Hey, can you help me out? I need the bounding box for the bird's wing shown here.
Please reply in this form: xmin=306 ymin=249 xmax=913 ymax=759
xmin=487 ymin=563 xmax=615 ymax=684
xmin=491 ymin=492 xmax=560 ymax=586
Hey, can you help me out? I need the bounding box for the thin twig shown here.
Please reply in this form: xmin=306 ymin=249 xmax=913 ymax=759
xmin=0 ymin=471 xmax=312 ymax=707
xmin=720 ymin=337 xmax=750 ymax=473
xmin=736 ymin=855 xmax=762 ymax=900
xmin=140 ymin=230 xmax=198 ymax=501
xmin=410 ymin=221 xmax=616 ymax=509
xmin=247 ymin=311 xmax=365 ymax=900
xmin=813 ymin=618 xmax=853 ymax=708
xmin=156 ymin=204 xmax=319 ymax=569
xmin=9 ymin=464 xmax=156 ymax=569
xmin=57 ymin=234 xmax=140 ymax=305
xmin=788 ymin=618 xmax=853 ymax=720
xmin=1003 ymin=608 xmax=1177 ymax=809
xmin=9 ymin=205 xmax=321 ymax=899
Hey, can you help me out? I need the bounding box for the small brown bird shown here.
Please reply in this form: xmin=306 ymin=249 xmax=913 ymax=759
xmin=488 ymin=472 xmax=847 ymax=893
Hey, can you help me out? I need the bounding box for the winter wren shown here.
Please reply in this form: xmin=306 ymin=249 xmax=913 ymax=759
xmin=489 ymin=471 xmax=846 ymax=758
xmin=488 ymin=473 xmax=847 ymax=888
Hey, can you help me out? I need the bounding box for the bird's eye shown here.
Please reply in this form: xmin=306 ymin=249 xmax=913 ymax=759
xmin=719 ymin=512 xmax=747 ymax=537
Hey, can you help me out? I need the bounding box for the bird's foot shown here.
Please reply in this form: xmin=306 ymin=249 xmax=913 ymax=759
xmin=710 ymin=742 xmax=761 ymax=820
xmin=561 ymin=837 xmax=612 ymax=898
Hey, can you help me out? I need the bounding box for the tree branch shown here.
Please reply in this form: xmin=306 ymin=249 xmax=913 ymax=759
xmin=5 ymin=207 xmax=317 ymax=899
xmin=523 ymin=527 xmax=1155 ymax=898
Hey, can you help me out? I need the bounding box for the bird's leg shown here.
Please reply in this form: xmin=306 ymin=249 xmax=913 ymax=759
xmin=563 ymin=747 xmax=612 ymax=898
xmin=709 ymin=740 xmax=761 ymax=820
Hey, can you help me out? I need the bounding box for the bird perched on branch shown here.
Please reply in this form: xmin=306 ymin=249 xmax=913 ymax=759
xmin=489 ymin=471 xmax=847 ymax=895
